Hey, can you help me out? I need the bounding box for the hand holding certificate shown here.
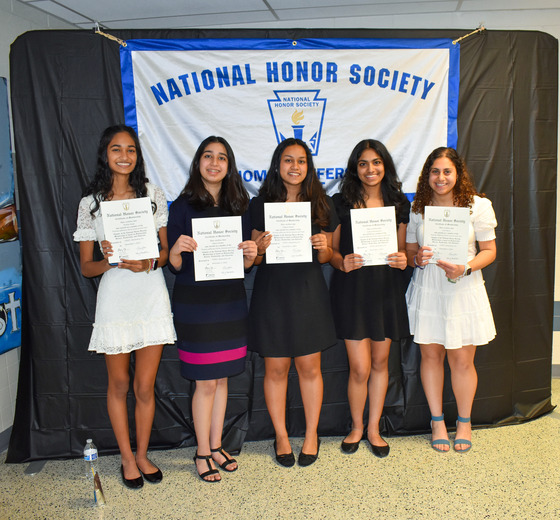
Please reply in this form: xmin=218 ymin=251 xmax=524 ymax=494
xmin=192 ymin=216 xmax=244 ymax=281
xmin=424 ymin=206 xmax=470 ymax=264
xmin=101 ymin=197 xmax=159 ymax=263
xmin=264 ymin=202 xmax=312 ymax=264
xmin=350 ymin=206 xmax=398 ymax=266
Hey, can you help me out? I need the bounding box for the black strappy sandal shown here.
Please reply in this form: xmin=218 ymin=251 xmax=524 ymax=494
xmin=193 ymin=453 xmax=221 ymax=482
xmin=210 ymin=446 xmax=238 ymax=472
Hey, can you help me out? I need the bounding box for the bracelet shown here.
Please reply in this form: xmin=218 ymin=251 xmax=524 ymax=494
xmin=145 ymin=259 xmax=152 ymax=273
xmin=257 ymin=252 xmax=265 ymax=257
xmin=413 ymin=255 xmax=425 ymax=270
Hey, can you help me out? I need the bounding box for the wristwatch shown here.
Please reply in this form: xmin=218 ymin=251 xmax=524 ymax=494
xmin=464 ymin=263 xmax=472 ymax=276
xmin=153 ymin=259 xmax=158 ymax=271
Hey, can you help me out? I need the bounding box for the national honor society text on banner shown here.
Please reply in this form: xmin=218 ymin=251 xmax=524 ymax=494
xmin=120 ymin=38 xmax=459 ymax=202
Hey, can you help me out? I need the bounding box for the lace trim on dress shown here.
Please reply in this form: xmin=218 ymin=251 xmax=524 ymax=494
xmin=88 ymin=313 xmax=176 ymax=354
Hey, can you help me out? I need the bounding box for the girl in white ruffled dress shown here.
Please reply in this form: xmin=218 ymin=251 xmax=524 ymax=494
xmin=405 ymin=147 xmax=497 ymax=454
xmin=74 ymin=125 xmax=176 ymax=488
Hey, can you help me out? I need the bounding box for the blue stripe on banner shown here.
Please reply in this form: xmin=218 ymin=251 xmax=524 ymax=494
xmin=447 ymin=43 xmax=460 ymax=148
xmin=120 ymin=46 xmax=139 ymax=133
xmin=123 ymin=38 xmax=457 ymax=52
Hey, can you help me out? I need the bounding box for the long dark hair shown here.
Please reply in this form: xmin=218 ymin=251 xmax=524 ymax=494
xmin=181 ymin=136 xmax=249 ymax=215
xmin=340 ymin=139 xmax=408 ymax=214
xmin=411 ymin=147 xmax=482 ymax=214
xmin=84 ymin=124 xmax=149 ymax=216
xmin=259 ymin=138 xmax=330 ymax=227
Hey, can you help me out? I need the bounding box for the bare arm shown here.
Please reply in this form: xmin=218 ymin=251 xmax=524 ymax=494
xmin=329 ymin=224 xmax=364 ymax=272
xmin=79 ymin=240 xmax=114 ymax=278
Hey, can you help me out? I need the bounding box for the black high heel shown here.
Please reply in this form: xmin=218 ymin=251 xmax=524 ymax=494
xmin=210 ymin=446 xmax=238 ymax=472
xmin=193 ymin=453 xmax=220 ymax=483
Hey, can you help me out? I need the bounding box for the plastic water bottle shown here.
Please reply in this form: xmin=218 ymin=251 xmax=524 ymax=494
xmin=83 ymin=439 xmax=106 ymax=506
xmin=83 ymin=439 xmax=99 ymax=480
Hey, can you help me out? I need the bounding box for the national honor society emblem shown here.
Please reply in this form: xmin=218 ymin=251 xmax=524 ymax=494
xmin=267 ymin=89 xmax=327 ymax=155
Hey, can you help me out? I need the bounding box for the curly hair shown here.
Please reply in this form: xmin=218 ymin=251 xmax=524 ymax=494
xmin=339 ymin=139 xmax=408 ymax=214
xmin=180 ymin=136 xmax=249 ymax=216
xmin=259 ymin=138 xmax=331 ymax=227
xmin=411 ymin=147 xmax=483 ymax=214
xmin=85 ymin=125 xmax=149 ymax=216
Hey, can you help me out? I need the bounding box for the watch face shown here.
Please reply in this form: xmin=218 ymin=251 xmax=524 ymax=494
xmin=467 ymin=268 xmax=472 ymax=276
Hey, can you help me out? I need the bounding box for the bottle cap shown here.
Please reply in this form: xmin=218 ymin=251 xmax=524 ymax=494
xmin=86 ymin=438 xmax=92 ymax=443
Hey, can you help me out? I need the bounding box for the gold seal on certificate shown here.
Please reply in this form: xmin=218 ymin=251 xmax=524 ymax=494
xmin=350 ymin=206 xmax=397 ymax=266
xmin=424 ymin=206 xmax=470 ymax=264
xmin=192 ymin=216 xmax=244 ymax=281
xmin=264 ymin=201 xmax=312 ymax=264
xmin=100 ymin=197 xmax=159 ymax=262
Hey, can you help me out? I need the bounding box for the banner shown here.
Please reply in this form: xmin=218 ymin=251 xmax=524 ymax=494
xmin=121 ymin=38 xmax=459 ymax=201
xmin=0 ymin=77 xmax=22 ymax=354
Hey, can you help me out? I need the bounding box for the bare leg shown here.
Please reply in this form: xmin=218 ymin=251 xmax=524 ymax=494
xmin=192 ymin=378 xmax=220 ymax=481
xmin=132 ymin=344 xmax=163 ymax=474
xmin=344 ymin=339 xmax=371 ymax=443
xmin=447 ymin=345 xmax=477 ymax=450
xmin=294 ymin=352 xmax=322 ymax=454
xmin=105 ymin=353 xmax=139 ymax=479
xmin=367 ymin=339 xmax=391 ymax=447
xmin=419 ymin=343 xmax=449 ymax=452
xmin=210 ymin=378 xmax=237 ymax=471
xmin=264 ymin=357 xmax=292 ymax=455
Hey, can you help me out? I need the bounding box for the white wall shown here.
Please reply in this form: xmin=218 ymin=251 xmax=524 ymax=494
xmin=0 ymin=3 xmax=558 ymax=442
xmin=0 ymin=0 xmax=73 ymax=441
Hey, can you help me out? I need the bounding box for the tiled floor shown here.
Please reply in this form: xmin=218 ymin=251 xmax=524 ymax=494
xmin=1 ymin=379 xmax=559 ymax=520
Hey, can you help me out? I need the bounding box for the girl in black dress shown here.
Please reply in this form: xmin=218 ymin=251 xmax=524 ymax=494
xmin=249 ymin=138 xmax=338 ymax=467
xmin=168 ymin=136 xmax=257 ymax=482
xmin=330 ymin=140 xmax=410 ymax=457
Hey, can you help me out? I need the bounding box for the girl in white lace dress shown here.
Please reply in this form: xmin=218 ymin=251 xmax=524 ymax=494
xmin=73 ymin=125 xmax=176 ymax=488
xmin=405 ymin=147 xmax=497 ymax=454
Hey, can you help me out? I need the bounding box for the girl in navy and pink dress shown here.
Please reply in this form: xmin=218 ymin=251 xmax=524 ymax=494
xmin=167 ymin=136 xmax=257 ymax=482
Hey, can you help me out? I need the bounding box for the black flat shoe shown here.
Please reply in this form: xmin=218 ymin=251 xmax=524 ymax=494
xmin=298 ymin=437 xmax=321 ymax=467
xmin=140 ymin=466 xmax=163 ymax=484
xmin=368 ymin=439 xmax=390 ymax=458
xmin=273 ymin=440 xmax=295 ymax=467
xmin=341 ymin=439 xmax=360 ymax=454
xmin=120 ymin=465 xmax=144 ymax=489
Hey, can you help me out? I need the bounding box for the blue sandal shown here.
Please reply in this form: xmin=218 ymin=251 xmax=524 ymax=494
xmin=430 ymin=415 xmax=450 ymax=453
xmin=454 ymin=416 xmax=472 ymax=453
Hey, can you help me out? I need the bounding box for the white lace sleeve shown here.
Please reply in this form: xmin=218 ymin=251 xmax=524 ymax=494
xmin=149 ymin=183 xmax=169 ymax=230
xmin=73 ymin=196 xmax=97 ymax=242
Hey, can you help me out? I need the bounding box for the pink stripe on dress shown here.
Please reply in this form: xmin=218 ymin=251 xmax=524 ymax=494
xmin=178 ymin=346 xmax=247 ymax=365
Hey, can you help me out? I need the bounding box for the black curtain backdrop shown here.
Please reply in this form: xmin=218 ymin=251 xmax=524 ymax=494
xmin=6 ymin=28 xmax=557 ymax=462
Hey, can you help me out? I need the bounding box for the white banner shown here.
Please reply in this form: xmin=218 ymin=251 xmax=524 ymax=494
xmin=121 ymin=38 xmax=459 ymax=202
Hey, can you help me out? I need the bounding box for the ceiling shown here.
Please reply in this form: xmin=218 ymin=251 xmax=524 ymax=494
xmin=16 ymin=0 xmax=553 ymax=30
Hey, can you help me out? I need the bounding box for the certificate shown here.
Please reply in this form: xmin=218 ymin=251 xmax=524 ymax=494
xmin=100 ymin=197 xmax=159 ymax=262
xmin=350 ymin=206 xmax=397 ymax=266
xmin=192 ymin=216 xmax=244 ymax=281
xmin=424 ymin=206 xmax=470 ymax=264
xmin=264 ymin=202 xmax=312 ymax=264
